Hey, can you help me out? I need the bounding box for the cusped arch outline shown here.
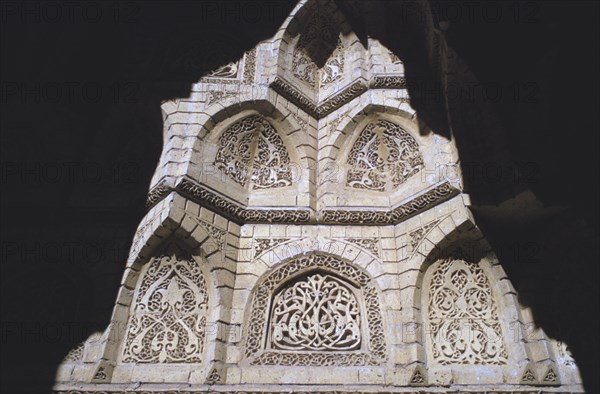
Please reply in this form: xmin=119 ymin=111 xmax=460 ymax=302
xmin=243 ymin=251 xmax=388 ymax=366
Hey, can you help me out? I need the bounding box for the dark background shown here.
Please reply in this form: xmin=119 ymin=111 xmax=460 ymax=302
xmin=1 ymin=1 xmax=598 ymax=393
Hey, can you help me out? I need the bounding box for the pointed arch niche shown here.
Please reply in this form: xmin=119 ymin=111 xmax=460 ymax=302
xmin=318 ymin=104 xmax=457 ymax=212
xmin=422 ymin=250 xmax=509 ymax=366
xmin=192 ymin=109 xmax=311 ymax=209
xmin=213 ymin=114 xmax=294 ymax=191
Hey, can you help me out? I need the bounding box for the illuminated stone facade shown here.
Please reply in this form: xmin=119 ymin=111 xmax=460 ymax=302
xmin=54 ymin=0 xmax=583 ymax=392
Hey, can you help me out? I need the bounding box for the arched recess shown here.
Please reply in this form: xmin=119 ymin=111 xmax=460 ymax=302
xmin=412 ymin=219 xmax=552 ymax=384
xmin=213 ymin=115 xmax=295 ymax=189
xmin=274 ymin=0 xmax=368 ymax=103
xmin=322 ymin=103 xmax=418 ymax=160
xmin=318 ymin=102 xmax=458 ymax=211
xmin=84 ymin=192 xmax=231 ymax=383
xmin=344 ymin=118 xmax=424 ymax=192
xmin=186 ymin=101 xmax=313 ymax=208
xmin=243 ymin=252 xmax=387 ymax=367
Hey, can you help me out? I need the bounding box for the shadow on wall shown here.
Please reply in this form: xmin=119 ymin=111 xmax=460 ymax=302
xmin=474 ymin=204 xmax=599 ymax=393
xmin=335 ymin=1 xmax=599 ymax=392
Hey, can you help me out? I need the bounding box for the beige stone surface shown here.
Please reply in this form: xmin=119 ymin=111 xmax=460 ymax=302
xmin=54 ymin=0 xmax=583 ymax=392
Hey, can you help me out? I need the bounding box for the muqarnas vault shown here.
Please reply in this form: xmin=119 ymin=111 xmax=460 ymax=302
xmin=55 ymin=0 xmax=583 ymax=393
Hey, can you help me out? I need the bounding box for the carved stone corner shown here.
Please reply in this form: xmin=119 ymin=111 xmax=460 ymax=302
xmin=206 ymin=367 xmax=223 ymax=384
xmin=91 ymin=363 xmax=113 ymax=383
xmin=409 ymin=365 xmax=428 ymax=386
xmin=540 ymin=365 xmax=561 ymax=386
xmin=520 ymin=364 xmax=538 ymax=385
xmin=370 ymin=75 xmax=408 ymax=89
xmin=270 ymin=77 xmax=368 ymax=120
xmin=146 ymin=180 xmax=173 ymax=209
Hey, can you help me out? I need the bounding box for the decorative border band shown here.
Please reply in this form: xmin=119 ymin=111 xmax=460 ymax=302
xmin=146 ymin=179 xmax=458 ymax=226
xmin=270 ymin=77 xmax=368 ymax=119
xmin=146 ymin=181 xmax=172 ymax=208
xmin=147 ymin=179 xmax=311 ymax=225
xmin=370 ymin=75 xmax=407 ymax=89
xmin=316 ymin=80 xmax=368 ymax=118
xmin=271 ymin=77 xmax=318 ymax=118
xmin=320 ymin=182 xmax=459 ymax=225
xmin=177 ymin=178 xmax=311 ymax=225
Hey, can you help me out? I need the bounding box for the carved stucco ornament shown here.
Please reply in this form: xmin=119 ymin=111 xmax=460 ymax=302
xmin=215 ymin=115 xmax=293 ymax=190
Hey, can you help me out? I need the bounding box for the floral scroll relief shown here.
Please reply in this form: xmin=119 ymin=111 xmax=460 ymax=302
xmin=121 ymin=247 xmax=208 ymax=363
xmin=214 ymin=115 xmax=293 ymax=190
xmin=346 ymin=120 xmax=424 ymax=192
xmin=246 ymin=253 xmax=387 ymax=366
xmin=345 ymin=238 xmax=380 ymax=257
xmin=270 ymin=273 xmax=361 ymax=351
xmin=292 ymin=10 xmax=344 ymax=88
xmin=427 ymin=257 xmax=508 ymax=365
